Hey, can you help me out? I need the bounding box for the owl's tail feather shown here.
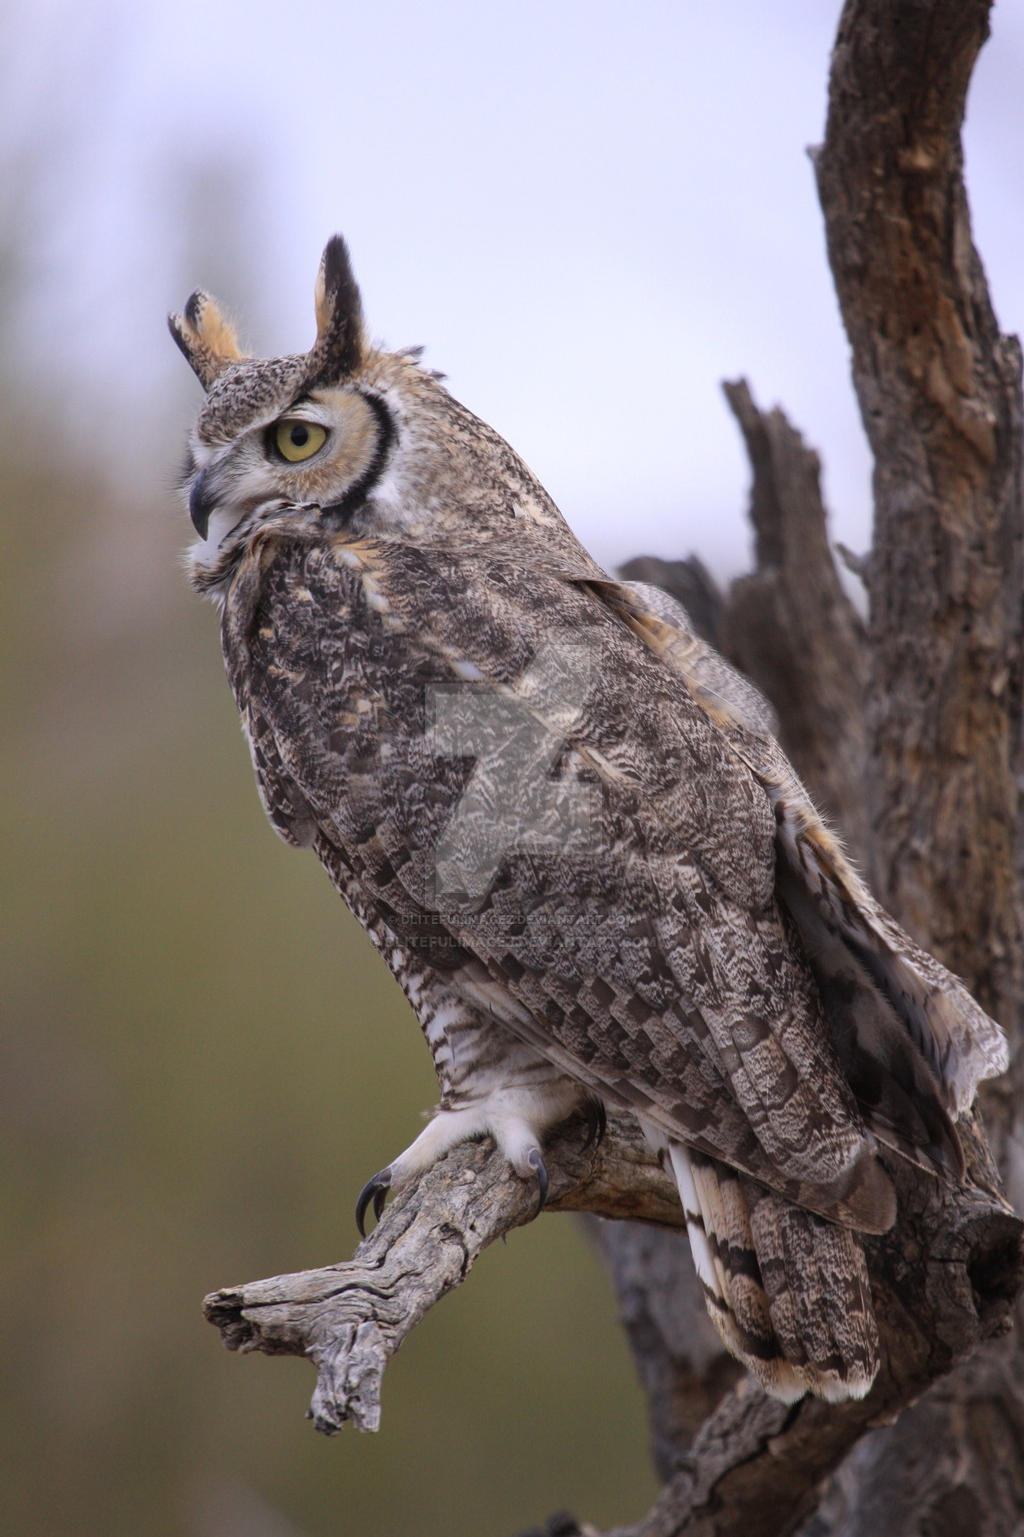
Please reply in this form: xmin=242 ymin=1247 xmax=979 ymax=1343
xmin=668 ymin=1142 xmax=879 ymax=1402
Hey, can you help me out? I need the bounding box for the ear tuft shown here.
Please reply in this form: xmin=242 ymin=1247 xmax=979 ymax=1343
xmin=183 ymin=290 xmax=206 ymax=329
xmin=308 ymin=234 xmax=365 ymax=385
xmin=168 ymin=291 xmax=244 ymax=390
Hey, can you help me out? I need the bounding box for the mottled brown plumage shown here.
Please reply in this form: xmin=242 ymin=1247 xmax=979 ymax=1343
xmin=170 ymin=236 xmax=1007 ymax=1402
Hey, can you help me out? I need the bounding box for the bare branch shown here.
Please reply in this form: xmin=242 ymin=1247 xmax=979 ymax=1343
xmin=203 ymin=1112 xmax=681 ymax=1435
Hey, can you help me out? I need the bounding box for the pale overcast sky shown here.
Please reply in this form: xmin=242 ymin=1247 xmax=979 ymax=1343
xmin=6 ymin=0 xmax=1024 ymax=578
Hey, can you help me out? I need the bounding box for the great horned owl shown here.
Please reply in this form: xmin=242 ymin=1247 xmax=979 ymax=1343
xmin=170 ymin=236 xmax=1007 ymax=1402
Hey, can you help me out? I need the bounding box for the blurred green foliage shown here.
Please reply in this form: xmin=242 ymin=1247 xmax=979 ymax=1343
xmin=0 ymin=428 xmax=658 ymax=1534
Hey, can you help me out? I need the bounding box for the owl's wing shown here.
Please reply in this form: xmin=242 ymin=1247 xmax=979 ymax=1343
xmin=225 ymin=529 xmax=982 ymax=1231
xmin=582 ymin=577 xmax=1009 ymax=1131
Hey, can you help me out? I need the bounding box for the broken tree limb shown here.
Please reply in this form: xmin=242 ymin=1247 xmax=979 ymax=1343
xmin=203 ymin=1111 xmax=681 ymax=1435
xmin=720 ymin=379 xmax=872 ymax=868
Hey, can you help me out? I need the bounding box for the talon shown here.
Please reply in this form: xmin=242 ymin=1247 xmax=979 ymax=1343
xmin=581 ymin=1096 xmax=607 ymax=1151
xmin=526 ymin=1146 xmax=549 ymax=1218
xmin=355 ymin=1168 xmax=392 ymax=1236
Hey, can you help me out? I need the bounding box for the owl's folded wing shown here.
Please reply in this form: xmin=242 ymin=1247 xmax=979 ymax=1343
xmin=584 ymin=575 xmax=1009 ymax=1115
xmin=233 ymin=531 xmax=972 ymax=1232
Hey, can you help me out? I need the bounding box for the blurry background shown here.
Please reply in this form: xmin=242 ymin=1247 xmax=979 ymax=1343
xmin=3 ymin=3 xmax=1022 ymax=1534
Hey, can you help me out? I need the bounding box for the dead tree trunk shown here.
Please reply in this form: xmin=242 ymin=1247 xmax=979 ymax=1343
xmin=611 ymin=1 xmax=1024 ymax=1532
xmin=201 ymin=2 xmax=1023 ymax=1532
xmin=800 ymin=1 xmax=1024 ymax=1531
xmin=816 ymin=0 xmax=1024 ymax=1027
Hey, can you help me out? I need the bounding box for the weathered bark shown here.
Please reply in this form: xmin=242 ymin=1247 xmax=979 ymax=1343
xmin=203 ymin=1 xmax=1024 ymax=1531
xmin=719 ymin=380 xmax=872 ymax=865
xmin=204 ymin=1113 xmax=680 ymax=1436
xmin=815 ymin=0 xmax=1024 ymax=1031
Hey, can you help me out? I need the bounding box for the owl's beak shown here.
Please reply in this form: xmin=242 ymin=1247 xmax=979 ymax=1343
xmin=189 ymin=469 xmax=215 ymax=539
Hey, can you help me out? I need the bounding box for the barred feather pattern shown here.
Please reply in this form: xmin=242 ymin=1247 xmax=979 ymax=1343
xmin=662 ymin=1138 xmax=878 ymax=1402
xmin=594 ymin=581 xmax=1008 ymax=1121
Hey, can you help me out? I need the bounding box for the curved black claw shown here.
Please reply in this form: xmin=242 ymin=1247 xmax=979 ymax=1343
xmin=581 ymin=1096 xmax=607 ymax=1151
xmin=526 ymin=1146 xmax=549 ymax=1220
xmin=355 ymin=1168 xmax=392 ymax=1237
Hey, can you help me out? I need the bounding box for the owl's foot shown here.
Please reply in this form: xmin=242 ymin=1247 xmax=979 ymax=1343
xmin=525 ymin=1144 xmax=549 ymax=1217
xmin=355 ymin=1151 xmax=547 ymax=1236
xmin=353 ymin=1087 xmax=584 ymax=1235
xmin=355 ymin=1169 xmax=392 ymax=1236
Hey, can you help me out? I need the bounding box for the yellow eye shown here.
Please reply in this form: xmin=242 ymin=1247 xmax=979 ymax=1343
xmin=274 ymin=419 xmax=328 ymax=463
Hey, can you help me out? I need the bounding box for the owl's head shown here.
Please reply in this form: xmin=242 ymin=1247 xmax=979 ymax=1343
xmin=171 ymin=236 xmax=589 ymax=598
xmin=171 ymin=236 xmax=400 ymax=595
